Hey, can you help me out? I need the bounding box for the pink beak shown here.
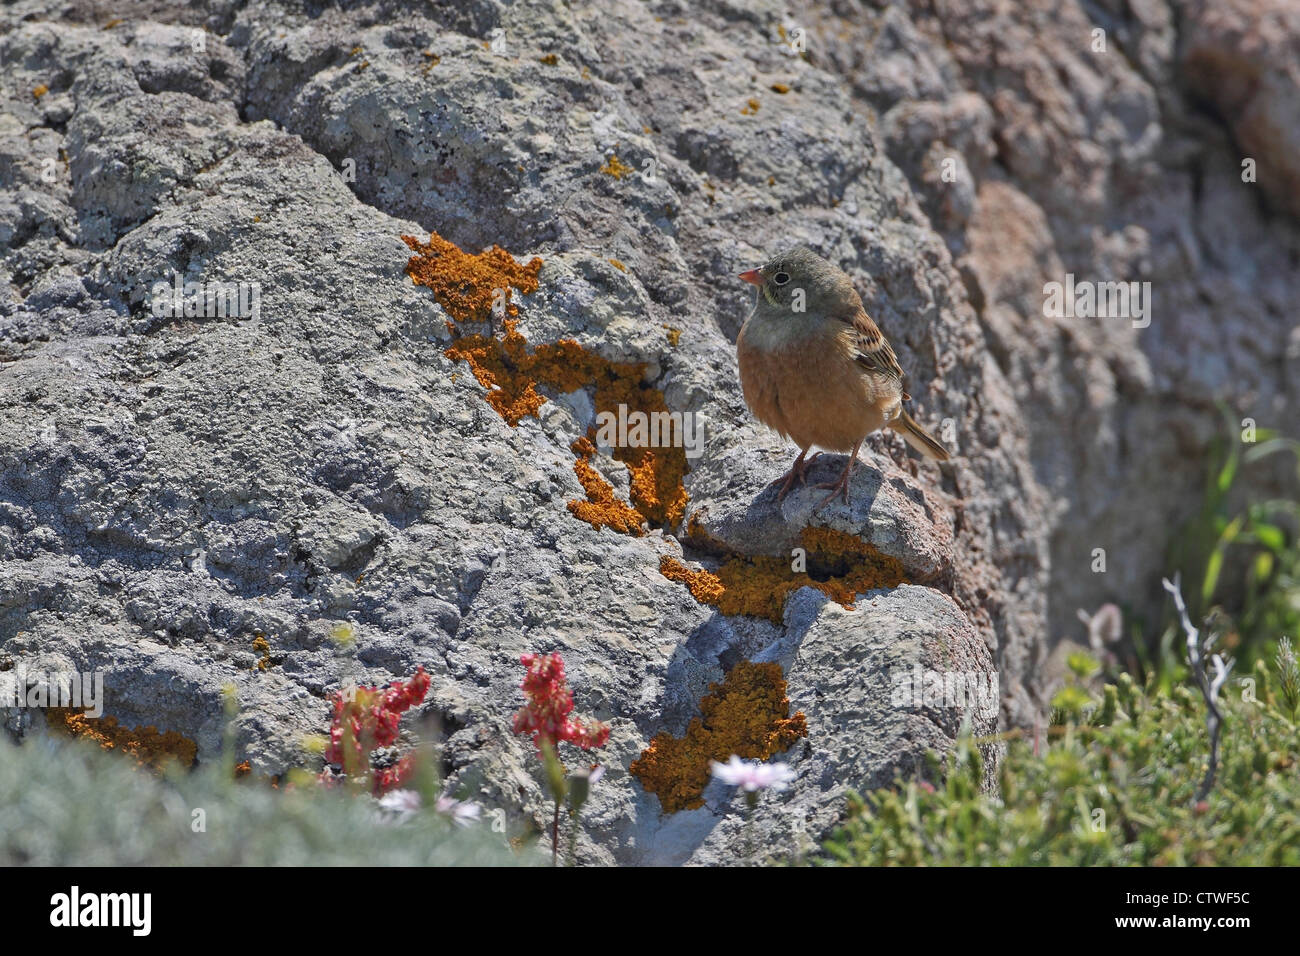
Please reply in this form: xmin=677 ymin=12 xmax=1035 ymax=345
xmin=739 ymin=269 xmax=763 ymax=286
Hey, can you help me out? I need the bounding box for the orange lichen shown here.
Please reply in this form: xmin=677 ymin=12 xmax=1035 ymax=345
xmin=661 ymin=526 xmax=906 ymax=624
xmin=45 ymin=709 xmax=197 ymax=771
xmin=33 ymin=84 xmax=48 ymax=99
xmin=630 ymin=660 xmax=807 ymax=813
xmin=662 ymin=325 xmax=681 ymax=347
xmin=608 ymin=258 xmax=627 ymax=272
xmin=599 ymin=154 xmax=635 ymax=179
xmin=406 ymin=232 xmax=689 ymax=531
xmin=770 ymin=83 xmax=790 ymax=94
xmin=539 ymin=53 xmax=558 ymax=65
xmin=568 ymin=437 xmax=646 ymax=535
xmin=740 ymin=97 xmax=760 ymax=115
xmin=234 ymin=760 xmax=252 ymax=777
xmin=401 ymin=232 xmax=542 ymax=326
xmin=443 ymin=320 xmax=548 ymax=425
xmin=252 ymin=634 xmax=271 ymax=671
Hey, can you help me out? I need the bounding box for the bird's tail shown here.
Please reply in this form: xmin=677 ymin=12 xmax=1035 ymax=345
xmin=889 ymin=409 xmax=951 ymax=461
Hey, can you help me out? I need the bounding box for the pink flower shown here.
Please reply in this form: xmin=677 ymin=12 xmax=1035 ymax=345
xmin=436 ymin=795 xmax=483 ymax=827
xmin=710 ymin=755 xmax=796 ymax=792
xmin=377 ymin=789 xmax=422 ymax=821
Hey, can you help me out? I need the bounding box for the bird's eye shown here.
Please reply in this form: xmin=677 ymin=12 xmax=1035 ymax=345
xmin=772 ymin=272 xmax=791 ymax=286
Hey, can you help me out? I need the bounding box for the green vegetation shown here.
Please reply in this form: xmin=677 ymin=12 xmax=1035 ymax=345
xmin=824 ymin=416 xmax=1300 ymax=866
xmin=0 ymin=733 xmax=527 ymax=866
xmin=1158 ymin=412 xmax=1300 ymax=685
xmin=821 ymin=654 xmax=1300 ymax=866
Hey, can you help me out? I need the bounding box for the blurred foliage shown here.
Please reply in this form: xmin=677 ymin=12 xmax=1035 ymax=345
xmin=820 ymin=658 xmax=1300 ymax=866
xmin=1155 ymin=410 xmax=1300 ymax=688
xmin=0 ymin=732 xmax=530 ymax=866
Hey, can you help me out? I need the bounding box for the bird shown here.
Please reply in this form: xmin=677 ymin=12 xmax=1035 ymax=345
xmin=735 ymin=246 xmax=950 ymax=509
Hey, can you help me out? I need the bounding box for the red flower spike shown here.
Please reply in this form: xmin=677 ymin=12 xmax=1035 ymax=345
xmin=319 ymin=666 xmax=431 ymax=794
xmin=512 ymin=652 xmax=610 ymax=753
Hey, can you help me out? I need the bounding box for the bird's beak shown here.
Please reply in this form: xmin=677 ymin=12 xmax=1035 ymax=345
xmin=738 ymin=269 xmax=763 ymax=286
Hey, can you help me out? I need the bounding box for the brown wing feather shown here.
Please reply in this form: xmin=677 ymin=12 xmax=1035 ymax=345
xmin=835 ymin=304 xmax=907 ymax=385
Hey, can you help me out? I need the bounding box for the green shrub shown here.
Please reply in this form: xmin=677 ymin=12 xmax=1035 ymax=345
xmin=821 ymin=666 xmax=1300 ymax=866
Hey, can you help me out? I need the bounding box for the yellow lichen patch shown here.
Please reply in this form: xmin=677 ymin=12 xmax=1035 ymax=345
xmin=770 ymin=83 xmax=790 ymax=94
xmin=406 ymin=231 xmax=689 ymax=531
xmin=252 ymin=634 xmax=272 ymax=671
xmin=662 ymin=324 xmax=681 ymax=347
xmin=568 ymin=437 xmax=646 ymax=535
xmin=539 ymin=53 xmax=558 ymax=65
xmin=33 ymin=84 xmax=49 ymax=99
xmin=630 ymin=660 xmax=807 ymax=813
xmin=402 ymin=232 xmax=542 ymax=325
xmin=600 ymin=154 xmax=635 ymax=179
xmin=659 ymin=554 xmax=724 ymax=604
xmin=740 ymin=97 xmax=760 ymax=115
xmin=548 ymin=344 xmax=689 ymax=527
xmin=592 ymin=394 xmax=689 ymax=529
xmin=608 ymin=258 xmax=627 ymax=272
xmin=444 ymin=320 xmax=548 ymax=425
xmin=661 ymin=526 xmax=906 ymax=624
xmin=46 ymin=710 xmax=197 ymax=771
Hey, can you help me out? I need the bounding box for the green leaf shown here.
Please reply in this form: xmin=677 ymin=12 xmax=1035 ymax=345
xmin=1202 ymin=515 xmax=1244 ymax=606
xmin=1250 ymin=523 xmax=1286 ymax=553
xmin=1067 ymin=652 xmax=1101 ymax=680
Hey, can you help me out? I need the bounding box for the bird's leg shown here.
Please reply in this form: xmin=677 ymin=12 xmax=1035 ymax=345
xmin=812 ymin=440 xmax=862 ymax=511
xmin=776 ymin=448 xmax=820 ymax=501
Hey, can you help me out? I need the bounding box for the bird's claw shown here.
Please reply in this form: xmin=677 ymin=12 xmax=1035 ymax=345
xmin=811 ymin=477 xmax=851 ymax=512
xmin=775 ymin=451 xmax=820 ymax=502
xmin=809 ymin=445 xmax=860 ymax=512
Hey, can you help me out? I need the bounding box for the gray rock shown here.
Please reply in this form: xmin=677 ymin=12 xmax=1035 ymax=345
xmin=1 ymin=0 xmax=1294 ymax=864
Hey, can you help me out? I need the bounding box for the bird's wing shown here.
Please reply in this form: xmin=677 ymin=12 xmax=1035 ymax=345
xmin=835 ymin=304 xmax=907 ymax=386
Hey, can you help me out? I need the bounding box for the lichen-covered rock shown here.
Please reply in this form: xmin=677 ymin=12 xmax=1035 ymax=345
xmin=1 ymin=0 xmax=1295 ymax=865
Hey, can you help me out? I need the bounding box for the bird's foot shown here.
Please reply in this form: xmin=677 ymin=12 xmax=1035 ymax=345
xmin=775 ymin=450 xmax=820 ymax=502
xmin=810 ymin=443 xmax=861 ymax=512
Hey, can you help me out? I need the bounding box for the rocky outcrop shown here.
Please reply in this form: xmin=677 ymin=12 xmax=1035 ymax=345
xmin=1 ymin=0 xmax=1294 ymax=864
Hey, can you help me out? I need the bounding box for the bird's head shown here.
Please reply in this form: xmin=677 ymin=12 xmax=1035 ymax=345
xmin=739 ymin=246 xmax=850 ymax=314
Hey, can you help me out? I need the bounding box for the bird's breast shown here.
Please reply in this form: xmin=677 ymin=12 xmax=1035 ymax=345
xmin=736 ymin=314 xmax=898 ymax=452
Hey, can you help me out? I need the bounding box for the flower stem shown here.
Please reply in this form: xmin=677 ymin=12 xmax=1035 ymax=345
xmin=551 ymin=798 xmax=560 ymax=865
